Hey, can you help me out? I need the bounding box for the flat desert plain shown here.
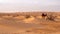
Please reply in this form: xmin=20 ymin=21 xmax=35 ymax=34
xmin=0 ymin=12 xmax=60 ymax=34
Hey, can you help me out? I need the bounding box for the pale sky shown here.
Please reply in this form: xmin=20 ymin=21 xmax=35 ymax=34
xmin=0 ymin=0 xmax=60 ymax=12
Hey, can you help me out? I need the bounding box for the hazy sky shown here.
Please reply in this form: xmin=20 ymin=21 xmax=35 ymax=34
xmin=0 ymin=0 xmax=60 ymax=12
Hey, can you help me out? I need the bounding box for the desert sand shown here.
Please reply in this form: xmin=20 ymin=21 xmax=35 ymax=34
xmin=0 ymin=12 xmax=60 ymax=34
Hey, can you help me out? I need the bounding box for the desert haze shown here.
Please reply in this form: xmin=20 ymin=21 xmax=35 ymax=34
xmin=0 ymin=12 xmax=60 ymax=34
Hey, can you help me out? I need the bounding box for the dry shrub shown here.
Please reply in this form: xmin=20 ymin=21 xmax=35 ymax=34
xmin=46 ymin=14 xmax=56 ymax=21
xmin=25 ymin=15 xmax=31 ymax=18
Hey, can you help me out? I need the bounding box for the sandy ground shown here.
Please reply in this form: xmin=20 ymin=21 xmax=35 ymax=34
xmin=0 ymin=12 xmax=60 ymax=34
